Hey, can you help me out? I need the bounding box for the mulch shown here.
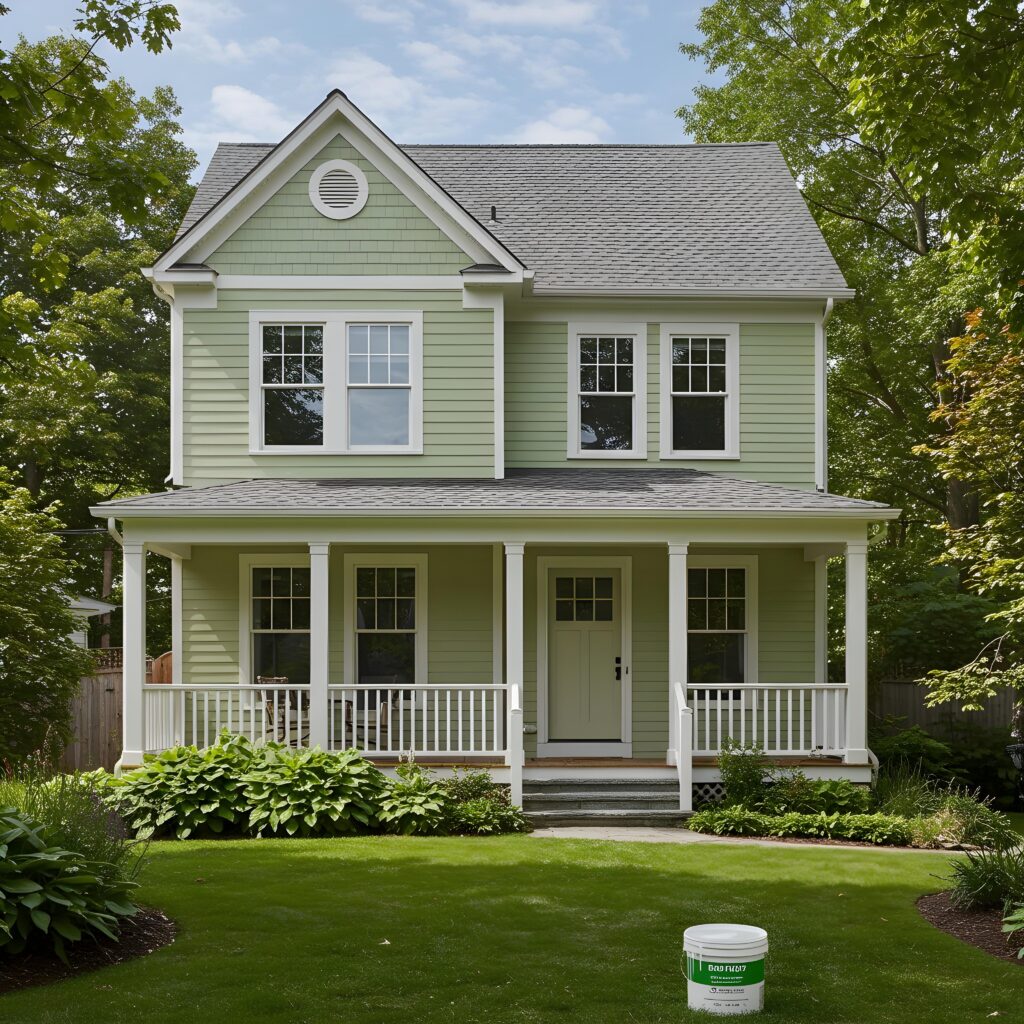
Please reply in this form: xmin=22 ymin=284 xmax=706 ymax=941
xmin=0 ymin=907 xmax=176 ymax=994
xmin=918 ymin=891 xmax=1024 ymax=965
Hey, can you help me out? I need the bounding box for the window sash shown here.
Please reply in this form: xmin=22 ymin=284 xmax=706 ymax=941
xmin=571 ymin=329 xmax=642 ymax=456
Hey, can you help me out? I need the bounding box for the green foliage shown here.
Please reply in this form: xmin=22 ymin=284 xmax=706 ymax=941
xmin=928 ymin=792 xmax=1020 ymax=851
xmin=688 ymin=807 xmax=912 ymax=845
xmin=873 ymin=760 xmax=945 ymax=818
xmin=0 ymin=758 xmax=141 ymax=881
xmin=243 ymin=746 xmax=387 ymax=838
xmin=0 ymin=478 xmax=94 ymax=760
xmin=947 ymin=845 xmax=1024 ymax=911
xmin=0 ymin=807 xmax=139 ymax=962
xmin=377 ymin=761 xmax=446 ymax=837
xmin=717 ymin=741 xmax=771 ymax=807
xmin=105 ymin=734 xmax=255 ymax=839
xmin=762 ymin=774 xmax=871 ymax=815
xmin=1002 ymin=904 xmax=1024 ymax=959
xmin=443 ymin=796 xmax=530 ymax=837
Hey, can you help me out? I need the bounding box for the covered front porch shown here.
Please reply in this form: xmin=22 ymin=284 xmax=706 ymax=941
xmin=114 ymin=510 xmax=877 ymax=811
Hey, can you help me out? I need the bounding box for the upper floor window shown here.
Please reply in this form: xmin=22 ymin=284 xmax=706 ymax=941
xmin=660 ymin=323 xmax=739 ymax=459
xmin=249 ymin=310 xmax=423 ymax=454
xmin=567 ymin=322 xmax=647 ymax=459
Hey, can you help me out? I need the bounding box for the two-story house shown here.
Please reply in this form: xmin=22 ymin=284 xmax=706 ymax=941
xmin=93 ymin=91 xmax=896 ymax=823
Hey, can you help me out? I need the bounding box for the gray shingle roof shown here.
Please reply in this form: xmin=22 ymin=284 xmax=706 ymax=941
xmin=176 ymin=141 xmax=849 ymax=295
xmin=96 ymin=469 xmax=890 ymax=517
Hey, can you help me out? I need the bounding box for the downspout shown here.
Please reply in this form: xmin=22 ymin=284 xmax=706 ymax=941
xmin=107 ymin=517 xmax=123 ymax=548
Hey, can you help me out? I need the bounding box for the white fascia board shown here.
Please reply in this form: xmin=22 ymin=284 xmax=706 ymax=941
xmin=154 ymin=92 xmax=523 ymax=274
xmin=145 ymin=267 xmax=218 ymax=286
xmin=91 ymin=504 xmax=902 ymax=521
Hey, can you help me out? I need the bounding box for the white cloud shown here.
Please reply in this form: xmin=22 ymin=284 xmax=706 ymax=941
xmin=509 ymin=105 xmax=610 ymax=143
xmin=173 ymin=0 xmax=299 ymax=64
xmin=184 ymin=85 xmax=295 ymax=162
xmin=345 ymin=0 xmax=422 ymax=30
xmin=401 ymin=41 xmax=467 ymax=79
xmin=328 ymin=53 xmax=488 ymax=140
xmin=450 ymin=0 xmax=601 ymax=30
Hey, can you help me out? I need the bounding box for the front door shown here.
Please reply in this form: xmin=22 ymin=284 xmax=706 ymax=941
xmin=548 ymin=569 xmax=622 ymax=741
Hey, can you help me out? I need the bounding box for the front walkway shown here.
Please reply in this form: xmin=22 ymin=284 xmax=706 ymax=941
xmin=528 ymin=826 xmax=942 ymax=852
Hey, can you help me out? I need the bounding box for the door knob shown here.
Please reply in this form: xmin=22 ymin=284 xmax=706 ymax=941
xmin=615 ymin=656 xmax=622 ymax=681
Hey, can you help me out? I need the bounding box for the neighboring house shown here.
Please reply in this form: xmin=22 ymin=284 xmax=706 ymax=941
xmin=67 ymin=595 xmax=117 ymax=649
xmin=92 ymin=91 xmax=896 ymax=822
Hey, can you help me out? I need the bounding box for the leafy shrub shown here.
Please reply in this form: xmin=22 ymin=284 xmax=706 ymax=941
xmin=947 ymin=845 xmax=1024 ymax=910
xmin=244 ymin=746 xmax=387 ymax=837
xmin=1002 ymin=904 xmax=1024 ymax=959
xmin=873 ymin=761 xmax=943 ymax=818
xmin=0 ymin=807 xmax=139 ymax=962
xmin=943 ymin=721 xmax=1021 ymax=811
xmin=930 ymin=791 xmax=1019 ymax=850
xmin=440 ymin=767 xmax=504 ymax=803
xmin=445 ymin=796 xmax=530 ymax=836
xmin=377 ymin=761 xmax=446 ymax=836
xmin=0 ymin=759 xmax=140 ymax=880
xmin=688 ymin=806 xmax=769 ymax=837
xmin=871 ymin=726 xmax=953 ymax=777
xmin=909 ymin=815 xmax=946 ymax=849
xmin=718 ymin=741 xmax=771 ymax=807
xmin=813 ymin=779 xmax=873 ymax=814
xmin=762 ymin=773 xmax=870 ymax=815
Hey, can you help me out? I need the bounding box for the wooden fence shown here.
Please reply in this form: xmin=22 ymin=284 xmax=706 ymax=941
xmin=59 ymin=650 xmax=172 ymax=772
xmin=871 ymin=679 xmax=1018 ymax=735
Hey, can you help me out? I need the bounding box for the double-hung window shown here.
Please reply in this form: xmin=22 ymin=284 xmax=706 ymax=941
xmin=250 ymin=310 xmax=423 ymax=454
xmin=660 ymin=323 xmax=739 ymax=458
xmin=568 ymin=323 xmax=646 ymax=458
xmin=249 ymin=564 xmax=311 ymax=685
xmin=686 ymin=557 xmax=757 ymax=697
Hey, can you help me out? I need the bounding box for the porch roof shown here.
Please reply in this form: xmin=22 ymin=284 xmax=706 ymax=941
xmin=93 ymin=469 xmax=895 ymax=519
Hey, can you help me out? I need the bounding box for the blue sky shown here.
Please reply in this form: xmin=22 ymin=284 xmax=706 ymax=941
xmin=8 ymin=1 xmax=713 ymax=175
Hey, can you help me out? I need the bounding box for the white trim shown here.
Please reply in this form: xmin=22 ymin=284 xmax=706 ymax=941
xmin=154 ymin=93 xmax=522 ymax=273
xmin=534 ymin=286 xmax=856 ymax=300
xmin=308 ymin=159 xmax=368 ymax=220
xmin=659 ymin=322 xmax=740 ymax=460
xmin=247 ymin=309 xmax=424 ymax=455
xmin=219 ymin=275 xmax=467 ymax=290
xmin=566 ymin=322 xmax=647 ymax=460
xmin=237 ymin=553 xmax=311 ymax=686
xmin=814 ymin=313 xmax=828 ymax=491
xmin=463 ymin=288 xmax=505 ymax=478
xmin=536 ymin=555 xmax=632 ymax=752
xmin=844 ymin=539 xmax=869 ymax=763
xmin=814 ymin=555 xmax=828 ymax=683
xmin=491 ymin=544 xmax=504 ymax=687
xmin=170 ymin=555 xmax=183 ymax=685
xmin=667 ymin=541 xmax=688 ymax=764
xmin=539 ymin=742 xmax=634 ymax=758
xmin=308 ymin=542 xmax=331 ymax=748
xmin=342 ymin=553 xmax=428 ymax=687
xmin=686 ymin=553 xmax=759 ymax=687
xmin=169 ymin=301 xmax=184 ymax=484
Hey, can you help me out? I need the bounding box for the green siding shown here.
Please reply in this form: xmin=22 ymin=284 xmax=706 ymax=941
xmin=180 ymin=545 xmax=496 ymax=690
xmin=207 ymin=136 xmax=471 ymax=276
xmin=505 ymin=321 xmax=816 ymax=487
xmin=182 ymin=289 xmax=494 ymax=484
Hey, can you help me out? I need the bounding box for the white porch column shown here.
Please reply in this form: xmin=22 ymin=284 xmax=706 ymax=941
xmin=844 ymin=540 xmax=870 ymax=763
xmin=667 ymin=542 xmax=689 ymax=765
xmin=503 ymin=542 xmax=525 ymax=807
xmin=308 ymin=543 xmax=330 ymax=750
xmin=120 ymin=541 xmax=147 ymax=769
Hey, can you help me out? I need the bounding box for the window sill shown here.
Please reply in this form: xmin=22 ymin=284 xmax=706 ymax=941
xmin=249 ymin=447 xmax=424 ymax=456
xmin=660 ymin=451 xmax=740 ymax=461
xmin=567 ymin=450 xmax=648 ymax=460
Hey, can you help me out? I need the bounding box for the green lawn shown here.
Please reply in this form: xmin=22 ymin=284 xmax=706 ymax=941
xmin=2 ymin=836 xmax=1021 ymax=1023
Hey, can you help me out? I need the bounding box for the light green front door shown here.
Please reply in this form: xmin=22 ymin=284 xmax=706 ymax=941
xmin=548 ymin=569 xmax=622 ymax=741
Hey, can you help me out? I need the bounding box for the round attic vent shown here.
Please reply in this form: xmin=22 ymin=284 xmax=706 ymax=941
xmin=309 ymin=159 xmax=368 ymax=220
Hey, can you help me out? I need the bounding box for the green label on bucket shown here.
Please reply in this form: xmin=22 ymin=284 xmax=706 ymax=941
xmin=687 ymin=956 xmax=764 ymax=987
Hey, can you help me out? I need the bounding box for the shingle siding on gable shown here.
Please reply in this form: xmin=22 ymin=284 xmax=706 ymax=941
xmin=503 ymin=320 xmax=816 ymax=487
xmin=181 ymin=289 xmax=495 ymax=485
xmin=205 ymin=137 xmax=472 ymax=276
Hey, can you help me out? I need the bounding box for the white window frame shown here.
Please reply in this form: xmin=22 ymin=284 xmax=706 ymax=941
xmin=238 ymin=553 xmax=311 ymax=685
xmin=248 ymin=309 xmax=424 ymax=455
xmin=659 ymin=322 xmax=740 ymax=460
xmin=686 ymin=554 xmax=758 ymax=689
xmin=342 ymin=553 xmax=428 ymax=687
xmin=566 ymin=321 xmax=647 ymax=459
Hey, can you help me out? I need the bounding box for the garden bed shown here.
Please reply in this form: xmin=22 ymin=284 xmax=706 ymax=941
xmin=0 ymin=907 xmax=175 ymax=994
xmin=918 ymin=892 xmax=1024 ymax=965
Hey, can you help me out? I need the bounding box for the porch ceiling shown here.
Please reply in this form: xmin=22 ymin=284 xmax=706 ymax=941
xmin=93 ymin=469 xmax=895 ymax=519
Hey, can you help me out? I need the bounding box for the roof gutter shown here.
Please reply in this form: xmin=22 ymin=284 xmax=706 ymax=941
xmin=530 ymin=286 xmax=857 ymax=301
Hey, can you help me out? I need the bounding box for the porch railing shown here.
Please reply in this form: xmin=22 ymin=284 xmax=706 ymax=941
xmin=140 ymin=682 xmax=510 ymax=759
xmin=687 ymin=684 xmax=847 ymax=757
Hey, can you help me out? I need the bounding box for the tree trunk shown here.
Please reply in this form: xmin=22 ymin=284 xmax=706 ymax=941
xmin=22 ymin=460 xmax=42 ymax=500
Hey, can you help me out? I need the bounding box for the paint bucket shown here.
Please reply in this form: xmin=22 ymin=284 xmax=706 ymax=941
xmin=683 ymin=923 xmax=768 ymax=1015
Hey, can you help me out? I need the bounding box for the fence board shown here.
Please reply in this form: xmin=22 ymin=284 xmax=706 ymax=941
xmin=871 ymin=680 xmax=1016 ymax=735
xmin=60 ymin=669 xmax=123 ymax=772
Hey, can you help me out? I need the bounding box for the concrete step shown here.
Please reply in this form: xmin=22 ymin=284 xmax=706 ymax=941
xmin=527 ymin=808 xmax=690 ymax=827
xmin=524 ymin=791 xmax=680 ymax=811
xmin=524 ymin=778 xmax=678 ymax=795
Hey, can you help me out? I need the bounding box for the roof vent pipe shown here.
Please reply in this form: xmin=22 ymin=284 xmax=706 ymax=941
xmin=489 ymin=205 xmax=498 ymax=223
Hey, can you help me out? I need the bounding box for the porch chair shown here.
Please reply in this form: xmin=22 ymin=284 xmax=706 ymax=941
xmin=255 ymin=675 xmax=310 ymax=746
xmin=343 ymin=676 xmax=400 ymax=752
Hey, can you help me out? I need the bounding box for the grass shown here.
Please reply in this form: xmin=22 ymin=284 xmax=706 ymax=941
xmin=2 ymin=836 xmax=1022 ymax=1023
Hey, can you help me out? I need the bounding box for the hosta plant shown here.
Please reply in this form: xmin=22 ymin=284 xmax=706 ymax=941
xmin=0 ymin=808 xmax=138 ymax=962
xmin=377 ymin=761 xmax=446 ymax=836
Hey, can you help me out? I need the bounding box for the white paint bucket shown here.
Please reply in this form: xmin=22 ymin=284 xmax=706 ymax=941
xmin=683 ymin=923 xmax=768 ymax=1015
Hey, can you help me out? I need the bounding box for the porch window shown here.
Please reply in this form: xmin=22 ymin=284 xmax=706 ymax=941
xmin=688 ymin=567 xmax=746 ymax=693
xmin=659 ymin=323 xmax=739 ymax=458
xmin=251 ymin=566 xmax=311 ymax=684
xmin=355 ymin=566 xmax=417 ymax=687
xmin=260 ymin=325 xmax=324 ymax=446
